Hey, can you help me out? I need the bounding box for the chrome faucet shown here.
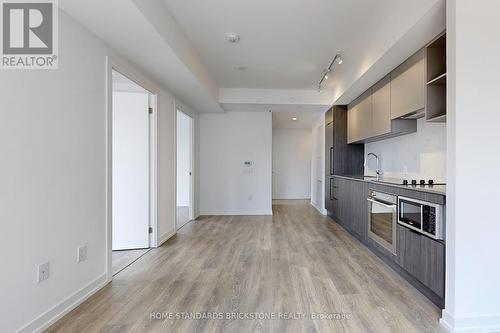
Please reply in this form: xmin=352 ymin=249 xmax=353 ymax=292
xmin=365 ymin=153 xmax=381 ymax=178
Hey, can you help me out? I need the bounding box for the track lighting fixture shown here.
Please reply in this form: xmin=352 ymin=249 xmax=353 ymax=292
xmin=317 ymin=52 xmax=343 ymax=92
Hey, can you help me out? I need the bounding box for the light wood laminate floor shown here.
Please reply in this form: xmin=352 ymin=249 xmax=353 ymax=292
xmin=177 ymin=205 xmax=191 ymax=230
xmin=112 ymin=249 xmax=150 ymax=276
xmin=46 ymin=200 xmax=444 ymax=333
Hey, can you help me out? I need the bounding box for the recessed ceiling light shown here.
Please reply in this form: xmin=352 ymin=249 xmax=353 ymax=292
xmin=291 ymin=117 xmax=298 ymax=121
xmin=226 ymin=33 xmax=240 ymax=43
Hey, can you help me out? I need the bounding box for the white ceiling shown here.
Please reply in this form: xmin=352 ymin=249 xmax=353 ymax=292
xmin=272 ymin=110 xmax=324 ymax=129
xmin=162 ymin=0 xmax=441 ymax=90
xmin=59 ymin=0 xmax=223 ymax=113
xmin=60 ymin=0 xmax=445 ymax=114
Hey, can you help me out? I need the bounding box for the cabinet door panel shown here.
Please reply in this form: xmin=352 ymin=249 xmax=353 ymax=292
xmin=337 ymin=178 xmax=347 ymax=224
xmin=371 ymin=75 xmax=391 ymax=137
xmin=348 ymin=92 xmax=372 ymax=143
xmin=325 ymin=177 xmax=333 ymax=213
xmin=391 ymin=49 xmax=425 ymax=119
xmin=331 ymin=178 xmax=339 ymax=219
xmin=396 ymin=225 xmax=422 ymax=277
xmin=397 ymin=225 xmax=445 ymax=298
xmin=347 ymin=103 xmax=360 ymax=144
xmin=350 ymin=181 xmax=368 ymax=240
xmin=421 ymin=236 xmax=445 ymax=298
xmin=325 ymin=122 xmax=333 ymax=176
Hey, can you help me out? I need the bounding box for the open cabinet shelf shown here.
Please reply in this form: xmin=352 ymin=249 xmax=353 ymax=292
xmin=427 ymin=72 xmax=446 ymax=85
xmin=425 ymin=33 xmax=447 ymax=122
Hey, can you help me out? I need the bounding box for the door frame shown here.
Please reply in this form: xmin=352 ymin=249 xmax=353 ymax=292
xmin=105 ymin=56 xmax=160 ymax=282
xmin=175 ymin=109 xmax=194 ymax=230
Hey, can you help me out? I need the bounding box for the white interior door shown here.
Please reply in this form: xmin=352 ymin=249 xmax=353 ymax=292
xmin=112 ymin=91 xmax=150 ymax=250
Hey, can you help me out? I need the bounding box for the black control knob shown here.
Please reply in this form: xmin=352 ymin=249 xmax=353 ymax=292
xmin=420 ymin=179 xmax=426 ymax=185
xmin=428 ymin=179 xmax=434 ymax=185
xmin=402 ymin=180 xmax=409 ymax=185
xmin=411 ymin=180 xmax=417 ymax=186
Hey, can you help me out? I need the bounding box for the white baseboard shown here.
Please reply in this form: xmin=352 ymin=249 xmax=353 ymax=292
xmin=199 ymin=210 xmax=273 ymax=216
xmin=311 ymin=201 xmax=327 ymax=215
xmin=17 ymin=273 xmax=108 ymax=333
xmin=440 ymin=310 xmax=500 ymax=333
xmin=158 ymin=230 xmax=176 ymax=246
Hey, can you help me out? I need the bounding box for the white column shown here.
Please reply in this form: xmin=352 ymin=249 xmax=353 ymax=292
xmin=443 ymin=0 xmax=500 ymax=332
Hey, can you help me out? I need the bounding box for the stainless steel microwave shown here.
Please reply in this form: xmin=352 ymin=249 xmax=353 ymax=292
xmin=397 ymin=196 xmax=444 ymax=240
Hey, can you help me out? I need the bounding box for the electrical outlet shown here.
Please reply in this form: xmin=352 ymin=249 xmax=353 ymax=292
xmin=77 ymin=245 xmax=87 ymax=263
xmin=37 ymin=262 xmax=50 ymax=283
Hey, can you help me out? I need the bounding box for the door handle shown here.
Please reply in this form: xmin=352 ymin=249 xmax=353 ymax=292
xmin=367 ymin=198 xmax=396 ymax=209
xmin=330 ymin=147 xmax=334 ymax=175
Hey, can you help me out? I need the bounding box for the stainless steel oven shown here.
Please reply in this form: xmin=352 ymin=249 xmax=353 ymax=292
xmin=398 ymin=196 xmax=444 ymax=240
xmin=367 ymin=190 xmax=397 ymax=254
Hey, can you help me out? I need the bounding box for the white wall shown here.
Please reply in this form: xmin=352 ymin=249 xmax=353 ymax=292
xmin=199 ymin=111 xmax=272 ymax=215
xmin=442 ymin=1 xmax=500 ymax=332
xmin=176 ymin=111 xmax=191 ymax=206
xmin=0 ymin=10 xmax=184 ymax=333
xmin=310 ymin=115 xmax=326 ymax=214
xmin=272 ymin=129 xmax=312 ymax=199
xmin=365 ymin=118 xmax=447 ymax=180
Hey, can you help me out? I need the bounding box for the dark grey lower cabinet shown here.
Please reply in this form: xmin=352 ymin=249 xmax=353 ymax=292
xmin=325 ymin=177 xmax=334 ymax=213
xmin=330 ymin=176 xmax=445 ymax=307
xmin=331 ymin=177 xmax=367 ymax=242
xmin=396 ymin=225 xmax=424 ymax=279
xmin=348 ymin=180 xmax=368 ymax=240
xmin=421 ymin=235 xmax=445 ymax=298
xmin=396 ymin=225 xmax=445 ymax=298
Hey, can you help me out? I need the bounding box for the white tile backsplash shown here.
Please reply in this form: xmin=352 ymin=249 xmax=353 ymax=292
xmin=364 ymin=118 xmax=446 ymax=181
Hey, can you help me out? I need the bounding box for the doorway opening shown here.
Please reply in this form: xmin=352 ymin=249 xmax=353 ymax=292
xmin=271 ymin=112 xmax=314 ymax=202
xmin=176 ymin=110 xmax=194 ymax=230
xmin=111 ymin=70 xmax=156 ymax=276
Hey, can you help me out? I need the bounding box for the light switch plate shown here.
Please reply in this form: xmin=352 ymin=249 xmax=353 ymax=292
xmin=37 ymin=262 xmax=50 ymax=283
xmin=77 ymin=245 xmax=87 ymax=263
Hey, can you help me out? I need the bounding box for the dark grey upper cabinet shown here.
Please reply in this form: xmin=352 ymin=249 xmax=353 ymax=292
xmin=325 ymin=106 xmax=364 ymax=176
xmin=390 ymin=49 xmax=426 ymax=119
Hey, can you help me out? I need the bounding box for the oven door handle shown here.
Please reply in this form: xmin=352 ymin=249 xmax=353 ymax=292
xmin=367 ymin=198 xmax=396 ymax=209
